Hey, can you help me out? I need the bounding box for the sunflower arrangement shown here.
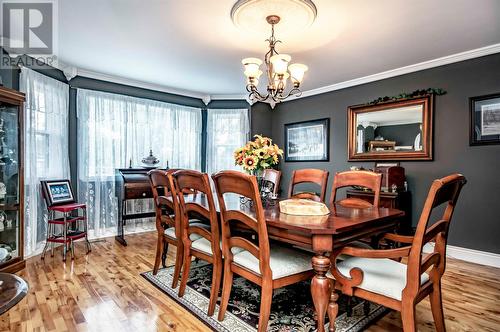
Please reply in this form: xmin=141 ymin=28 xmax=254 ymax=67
xmin=234 ymin=135 xmax=284 ymax=174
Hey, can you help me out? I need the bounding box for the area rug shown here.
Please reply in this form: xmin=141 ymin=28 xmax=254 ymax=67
xmin=142 ymin=263 xmax=389 ymax=332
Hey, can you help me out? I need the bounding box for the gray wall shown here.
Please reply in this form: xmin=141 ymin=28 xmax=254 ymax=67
xmin=252 ymin=53 xmax=500 ymax=253
xmin=251 ymin=102 xmax=273 ymax=137
xmin=0 ymin=48 xmax=19 ymax=90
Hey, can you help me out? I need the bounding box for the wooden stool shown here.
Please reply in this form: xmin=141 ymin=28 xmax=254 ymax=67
xmin=41 ymin=203 xmax=91 ymax=261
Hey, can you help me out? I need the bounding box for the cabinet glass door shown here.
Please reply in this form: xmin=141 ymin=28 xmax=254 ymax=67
xmin=0 ymin=102 xmax=20 ymax=265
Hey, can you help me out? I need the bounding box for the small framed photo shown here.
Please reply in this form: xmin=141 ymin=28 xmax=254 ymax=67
xmin=41 ymin=180 xmax=75 ymax=207
xmin=284 ymin=118 xmax=330 ymax=162
xmin=470 ymin=93 xmax=500 ymax=145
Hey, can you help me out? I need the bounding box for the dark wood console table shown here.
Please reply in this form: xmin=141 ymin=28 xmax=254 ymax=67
xmin=346 ymin=189 xmax=412 ymax=234
xmin=115 ymin=168 xmax=160 ymax=246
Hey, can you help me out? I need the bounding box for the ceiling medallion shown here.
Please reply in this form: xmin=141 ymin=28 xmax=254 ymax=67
xmin=231 ymin=0 xmax=317 ymax=33
xmin=232 ymin=0 xmax=317 ymax=108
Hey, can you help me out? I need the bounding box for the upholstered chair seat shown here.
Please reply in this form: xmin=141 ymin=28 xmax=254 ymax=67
xmin=328 ymin=257 xmax=429 ymax=301
xmin=191 ymin=237 xmax=245 ymax=257
xmin=164 ymin=222 xmax=210 ymax=241
xmin=232 ymin=245 xmax=313 ymax=280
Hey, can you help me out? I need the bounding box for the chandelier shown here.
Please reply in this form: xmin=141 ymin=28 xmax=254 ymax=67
xmin=240 ymin=15 xmax=309 ymax=108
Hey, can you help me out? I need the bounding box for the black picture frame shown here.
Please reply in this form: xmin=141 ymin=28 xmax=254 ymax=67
xmin=41 ymin=179 xmax=75 ymax=207
xmin=284 ymin=118 xmax=330 ymax=162
xmin=470 ymin=93 xmax=500 ymax=146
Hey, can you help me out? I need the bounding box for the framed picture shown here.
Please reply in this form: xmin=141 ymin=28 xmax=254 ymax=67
xmin=470 ymin=93 xmax=500 ymax=145
xmin=41 ymin=180 xmax=75 ymax=207
xmin=284 ymin=118 xmax=330 ymax=162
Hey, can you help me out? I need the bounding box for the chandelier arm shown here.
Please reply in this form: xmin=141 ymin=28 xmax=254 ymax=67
xmin=248 ymin=87 xmax=269 ymax=102
xmin=279 ymin=87 xmax=302 ymax=100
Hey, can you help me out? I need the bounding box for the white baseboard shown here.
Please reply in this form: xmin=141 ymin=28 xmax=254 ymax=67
xmin=423 ymin=243 xmax=500 ymax=268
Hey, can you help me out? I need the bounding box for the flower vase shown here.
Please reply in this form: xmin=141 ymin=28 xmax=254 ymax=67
xmin=250 ymin=169 xmax=264 ymax=191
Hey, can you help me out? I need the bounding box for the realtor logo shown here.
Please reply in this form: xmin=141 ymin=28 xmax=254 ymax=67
xmin=1 ymin=1 xmax=54 ymax=55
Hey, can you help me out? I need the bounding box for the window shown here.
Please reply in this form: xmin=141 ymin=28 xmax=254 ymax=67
xmin=20 ymin=67 xmax=70 ymax=257
xmin=206 ymin=109 xmax=250 ymax=175
xmin=77 ymin=89 xmax=202 ymax=235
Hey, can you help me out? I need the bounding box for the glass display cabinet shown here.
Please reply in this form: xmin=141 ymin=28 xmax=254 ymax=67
xmin=0 ymin=86 xmax=25 ymax=273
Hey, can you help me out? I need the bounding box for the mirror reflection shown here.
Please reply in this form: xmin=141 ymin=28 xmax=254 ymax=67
xmin=355 ymin=105 xmax=423 ymax=154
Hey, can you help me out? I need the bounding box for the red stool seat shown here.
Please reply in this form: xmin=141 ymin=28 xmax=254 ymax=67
xmin=48 ymin=203 xmax=86 ymax=213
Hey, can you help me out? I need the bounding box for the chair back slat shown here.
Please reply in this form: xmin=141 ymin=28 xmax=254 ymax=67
xmin=404 ymin=174 xmax=466 ymax=297
xmin=225 ymin=210 xmax=259 ymax=232
xmin=330 ymin=170 xmax=382 ymax=207
xmin=148 ymin=169 xmax=176 ymax=229
xmin=230 ymin=237 xmax=260 ymax=258
xmin=172 ymin=170 xmax=219 ymax=254
xmin=212 ymin=170 xmax=271 ymax=278
xmin=288 ymin=169 xmax=329 ymax=202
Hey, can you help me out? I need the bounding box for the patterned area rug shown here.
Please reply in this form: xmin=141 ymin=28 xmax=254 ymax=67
xmin=142 ymin=263 xmax=388 ymax=332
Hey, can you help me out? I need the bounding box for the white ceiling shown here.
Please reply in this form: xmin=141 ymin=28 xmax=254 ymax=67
xmin=58 ymin=0 xmax=500 ymax=98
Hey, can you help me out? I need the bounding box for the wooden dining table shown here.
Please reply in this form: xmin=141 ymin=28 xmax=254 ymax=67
xmin=180 ymin=194 xmax=404 ymax=332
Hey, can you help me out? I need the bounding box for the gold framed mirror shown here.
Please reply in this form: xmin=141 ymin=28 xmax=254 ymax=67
xmin=348 ymin=95 xmax=433 ymax=161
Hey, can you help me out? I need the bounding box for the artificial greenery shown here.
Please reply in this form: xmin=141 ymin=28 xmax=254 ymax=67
xmin=368 ymin=88 xmax=446 ymax=105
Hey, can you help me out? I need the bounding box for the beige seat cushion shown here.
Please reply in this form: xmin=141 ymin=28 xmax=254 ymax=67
xmin=327 ymin=257 xmax=429 ymax=301
xmin=164 ymin=222 xmax=210 ymax=241
xmin=190 ymin=238 xmax=244 ymax=257
xmin=232 ymin=245 xmax=313 ymax=280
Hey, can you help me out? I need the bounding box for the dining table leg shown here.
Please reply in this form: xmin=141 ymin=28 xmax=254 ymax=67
xmin=311 ymin=253 xmax=332 ymax=332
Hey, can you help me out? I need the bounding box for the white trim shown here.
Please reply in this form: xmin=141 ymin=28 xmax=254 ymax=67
xmin=58 ymin=43 xmax=500 ymax=104
xmin=210 ymin=94 xmax=248 ymax=100
xmin=74 ymin=68 xmax=209 ymax=100
xmin=287 ymin=43 xmax=500 ymax=101
xmin=423 ymin=243 xmax=500 ymax=268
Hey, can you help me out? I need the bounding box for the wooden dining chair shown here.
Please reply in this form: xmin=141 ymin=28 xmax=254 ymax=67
xmin=261 ymin=169 xmax=281 ymax=195
xmin=288 ymin=168 xmax=329 ymax=202
xmin=171 ymin=169 xmax=226 ymax=316
xmin=327 ymin=174 xmax=466 ymax=332
xmin=148 ymin=169 xmax=204 ymax=287
xmin=329 ymin=170 xmax=382 ymax=208
xmin=212 ymin=170 xmax=315 ymax=332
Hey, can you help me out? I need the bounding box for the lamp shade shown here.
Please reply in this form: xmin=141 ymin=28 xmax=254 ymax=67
xmin=288 ymin=63 xmax=308 ymax=84
xmin=270 ymin=54 xmax=291 ymax=75
xmin=242 ymin=58 xmax=263 ymax=78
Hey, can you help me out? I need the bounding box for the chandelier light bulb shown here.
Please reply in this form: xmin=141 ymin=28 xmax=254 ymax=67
xmin=242 ymin=57 xmax=263 ymax=78
xmin=274 ymin=72 xmax=290 ymax=91
xmin=288 ymin=63 xmax=308 ymax=85
xmin=247 ymin=70 xmax=263 ymax=86
xmin=270 ymin=54 xmax=291 ymax=75
xmin=248 ymin=78 xmax=259 ymax=86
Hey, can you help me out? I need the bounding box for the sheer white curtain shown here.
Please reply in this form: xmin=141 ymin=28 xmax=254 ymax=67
xmin=206 ymin=109 xmax=250 ymax=175
xmin=20 ymin=67 xmax=70 ymax=257
xmin=77 ymin=89 xmax=201 ymax=236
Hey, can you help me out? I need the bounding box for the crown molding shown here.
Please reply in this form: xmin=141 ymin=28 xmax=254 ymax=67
xmin=210 ymin=94 xmax=248 ymax=100
xmin=74 ymin=68 xmax=209 ymax=100
xmin=62 ymin=43 xmax=500 ymax=105
xmin=287 ymin=43 xmax=500 ymax=102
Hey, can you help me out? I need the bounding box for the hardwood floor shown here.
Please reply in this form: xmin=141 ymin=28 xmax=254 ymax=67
xmin=1 ymin=232 xmax=499 ymax=331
